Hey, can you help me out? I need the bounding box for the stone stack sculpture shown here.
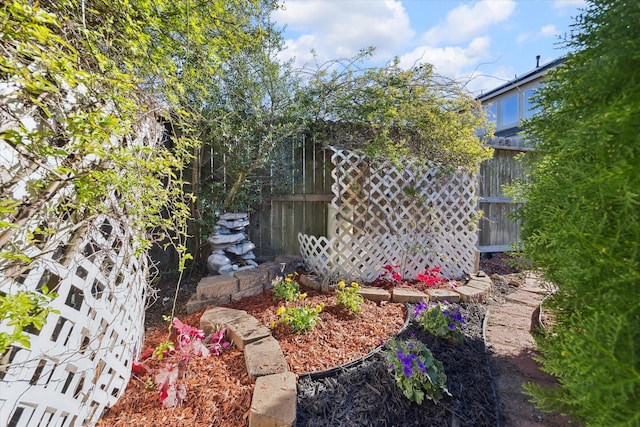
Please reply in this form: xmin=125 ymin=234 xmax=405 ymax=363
xmin=206 ymin=213 xmax=258 ymax=275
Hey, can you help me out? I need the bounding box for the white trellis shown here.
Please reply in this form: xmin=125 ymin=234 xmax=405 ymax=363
xmin=0 ymin=215 xmax=148 ymax=427
xmin=298 ymin=147 xmax=478 ymax=281
xmin=0 ymin=115 xmax=162 ymax=426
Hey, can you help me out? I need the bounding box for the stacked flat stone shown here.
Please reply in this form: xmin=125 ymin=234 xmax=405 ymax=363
xmin=207 ymin=213 xmax=258 ymax=275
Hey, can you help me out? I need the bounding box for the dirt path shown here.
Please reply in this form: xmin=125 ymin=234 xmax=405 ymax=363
xmin=485 ymin=275 xmax=576 ymax=427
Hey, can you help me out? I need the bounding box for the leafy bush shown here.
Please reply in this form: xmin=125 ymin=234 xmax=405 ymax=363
xmin=272 ymin=274 xmax=300 ymax=302
xmin=384 ymin=336 xmax=450 ymax=404
xmin=336 ymin=280 xmax=364 ymax=315
xmin=515 ymin=1 xmax=640 ymax=424
xmin=414 ymin=300 xmax=465 ymax=344
xmin=276 ymin=295 xmax=324 ymax=334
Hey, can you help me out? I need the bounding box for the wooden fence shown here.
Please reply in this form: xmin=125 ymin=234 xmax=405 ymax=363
xmin=477 ymin=138 xmax=532 ymax=253
xmin=241 ymin=137 xmax=528 ymax=257
xmin=248 ymin=135 xmax=333 ymax=257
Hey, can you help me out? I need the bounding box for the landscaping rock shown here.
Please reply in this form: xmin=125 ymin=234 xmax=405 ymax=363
xmin=244 ymin=336 xmax=289 ymax=379
xmin=199 ymin=306 xmax=247 ymax=335
xmin=358 ymin=286 xmax=391 ymax=302
xmin=391 ymin=288 xmax=428 ymax=303
xmin=196 ymin=275 xmax=238 ymax=300
xmin=249 ymin=372 xmax=297 ymax=427
xmin=225 ymin=314 xmax=271 ymax=349
xmin=426 ymin=288 xmax=460 ymax=303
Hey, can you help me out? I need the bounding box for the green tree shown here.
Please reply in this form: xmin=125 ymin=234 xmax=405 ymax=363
xmin=196 ymin=14 xmax=303 ymax=219
xmin=517 ymin=1 xmax=640 ymax=424
xmin=0 ymin=0 xmax=272 ymax=352
xmin=301 ymin=51 xmax=493 ymax=169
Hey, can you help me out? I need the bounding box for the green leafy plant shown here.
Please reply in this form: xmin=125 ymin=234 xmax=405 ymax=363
xmin=336 ymin=280 xmax=364 ymax=315
xmin=0 ymin=287 xmax=59 ymax=353
xmin=512 ymin=1 xmax=640 ymax=424
xmin=384 ymin=336 xmax=450 ymax=404
xmin=414 ymin=300 xmax=465 ymax=344
xmin=276 ymin=293 xmax=323 ymax=334
xmin=272 ymin=274 xmax=300 ymax=302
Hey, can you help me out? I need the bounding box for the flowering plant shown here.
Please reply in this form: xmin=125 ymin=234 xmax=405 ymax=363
xmin=275 ymin=293 xmax=324 ymax=333
xmin=272 ymin=274 xmax=300 ymax=302
xmin=414 ymin=300 xmax=465 ymax=344
xmin=415 ymin=266 xmax=446 ymax=288
xmin=374 ymin=264 xmax=403 ymax=285
xmin=336 ymin=280 xmax=364 ymax=315
xmin=384 ymin=336 xmax=450 ymax=404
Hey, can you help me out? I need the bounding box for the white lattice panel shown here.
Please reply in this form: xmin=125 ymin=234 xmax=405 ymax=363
xmin=299 ymin=147 xmax=478 ymax=281
xmin=0 ymin=214 xmax=148 ymax=427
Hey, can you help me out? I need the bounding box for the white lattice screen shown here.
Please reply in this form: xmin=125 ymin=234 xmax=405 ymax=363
xmin=299 ymin=147 xmax=478 ymax=281
xmin=0 ymin=215 xmax=148 ymax=426
xmin=0 ymin=115 xmax=160 ymax=425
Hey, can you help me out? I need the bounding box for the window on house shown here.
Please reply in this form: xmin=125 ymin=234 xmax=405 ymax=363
xmin=524 ymin=88 xmax=540 ymax=119
xmin=485 ymin=103 xmax=497 ymax=124
xmin=501 ymin=94 xmax=519 ymax=127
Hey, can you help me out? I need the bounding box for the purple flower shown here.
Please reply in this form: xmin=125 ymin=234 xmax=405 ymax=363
xmin=414 ymin=301 xmax=429 ymax=317
xmin=417 ymin=360 xmax=426 ymax=373
xmin=397 ymin=350 xmax=414 ymax=377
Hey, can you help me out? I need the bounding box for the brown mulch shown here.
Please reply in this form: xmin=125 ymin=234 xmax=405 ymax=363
xmin=98 ymin=254 xmax=523 ymax=427
xmin=98 ymin=284 xmax=407 ymax=427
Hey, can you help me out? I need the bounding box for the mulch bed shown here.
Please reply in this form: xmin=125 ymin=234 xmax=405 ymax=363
xmin=295 ymin=303 xmax=498 ymax=427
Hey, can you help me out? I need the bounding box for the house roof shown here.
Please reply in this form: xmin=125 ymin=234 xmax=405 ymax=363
xmin=476 ymin=57 xmax=564 ymax=102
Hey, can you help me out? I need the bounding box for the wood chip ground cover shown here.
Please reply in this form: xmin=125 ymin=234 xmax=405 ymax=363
xmin=99 ymin=270 xmax=508 ymax=426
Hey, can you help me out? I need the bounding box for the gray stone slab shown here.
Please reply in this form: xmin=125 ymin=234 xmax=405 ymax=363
xmin=235 ymin=268 xmax=269 ymax=292
xmin=196 ymin=275 xmax=238 ymax=300
xmin=426 ymin=288 xmax=460 ymax=303
xmin=244 ymin=336 xmax=289 ymax=378
xmin=226 ymin=314 xmax=271 ymax=350
xmin=358 ymin=286 xmax=391 ymax=302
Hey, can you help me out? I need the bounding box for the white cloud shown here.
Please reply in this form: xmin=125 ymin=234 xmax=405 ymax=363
xmin=517 ymin=32 xmax=531 ymax=44
xmin=274 ymin=0 xmax=414 ymax=68
xmin=539 ymin=24 xmax=558 ymax=37
xmin=421 ymin=0 xmax=517 ymax=45
xmin=398 ymin=36 xmax=491 ymax=78
xmin=553 ymin=0 xmax=587 ymax=9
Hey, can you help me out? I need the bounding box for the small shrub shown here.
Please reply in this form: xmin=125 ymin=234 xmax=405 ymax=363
xmin=336 ymin=280 xmax=364 ymax=315
xmin=377 ymin=264 xmax=403 ymax=284
xmin=384 ymin=336 xmax=450 ymax=404
xmin=272 ymin=274 xmax=300 ymax=302
xmin=414 ymin=300 xmax=465 ymax=344
xmin=276 ymin=293 xmax=323 ymax=334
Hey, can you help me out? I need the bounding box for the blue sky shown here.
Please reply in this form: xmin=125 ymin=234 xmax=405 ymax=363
xmin=273 ymin=0 xmax=587 ymax=95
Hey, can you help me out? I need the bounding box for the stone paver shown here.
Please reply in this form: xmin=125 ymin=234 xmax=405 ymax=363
xmin=196 ymin=275 xmax=238 ymax=300
xmin=226 ymin=314 xmax=272 ymax=350
xmin=200 ymin=306 xmax=247 ymax=335
xmin=391 ymin=287 xmax=428 ymax=303
xmin=244 ymin=336 xmax=289 ymax=379
xmin=486 ymin=277 xmax=575 ymax=427
xmin=455 ymin=284 xmax=488 ymax=302
xmin=249 ymin=372 xmax=297 ymax=427
xmin=358 ymin=286 xmax=391 ymax=302
xmin=505 ymin=290 xmax=545 ymax=307
xmin=427 ymin=288 xmax=460 ymax=302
